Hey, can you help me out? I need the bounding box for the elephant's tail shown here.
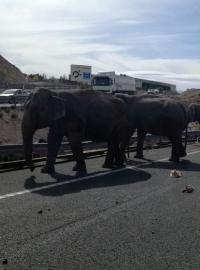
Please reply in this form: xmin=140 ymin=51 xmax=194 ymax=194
xmin=184 ymin=124 xmax=188 ymax=150
xmin=178 ymin=102 xmax=188 ymax=150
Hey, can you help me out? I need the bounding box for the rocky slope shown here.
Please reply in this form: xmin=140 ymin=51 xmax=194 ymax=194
xmin=0 ymin=106 xmax=48 ymax=145
xmin=0 ymin=55 xmax=26 ymax=85
xmin=177 ymin=89 xmax=200 ymax=105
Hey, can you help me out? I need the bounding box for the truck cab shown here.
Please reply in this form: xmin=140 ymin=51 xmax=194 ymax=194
xmin=92 ymin=72 xmax=115 ymax=93
xmin=92 ymin=72 xmax=136 ymax=95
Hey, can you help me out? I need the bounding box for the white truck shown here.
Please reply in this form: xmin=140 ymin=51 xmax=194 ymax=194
xmin=92 ymin=71 xmax=136 ymax=94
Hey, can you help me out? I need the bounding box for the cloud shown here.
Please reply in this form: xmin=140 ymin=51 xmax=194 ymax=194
xmin=0 ymin=0 xmax=200 ymax=91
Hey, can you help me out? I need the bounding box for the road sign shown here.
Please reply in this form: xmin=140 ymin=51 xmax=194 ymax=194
xmin=70 ymin=64 xmax=92 ymax=84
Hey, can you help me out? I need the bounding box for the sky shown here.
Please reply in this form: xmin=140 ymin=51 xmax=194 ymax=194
xmin=0 ymin=0 xmax=200 ymax=91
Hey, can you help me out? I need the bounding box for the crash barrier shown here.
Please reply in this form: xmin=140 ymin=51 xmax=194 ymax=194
xmin=196 ymin=136 xmax=200 ymax=144
xmin=0 ymin=134 xmax=162 ymax=156
xmin=0 ymin=131 xmax=200 ymax=171
xmin=0 ymin=98 xmax=28 ymax=107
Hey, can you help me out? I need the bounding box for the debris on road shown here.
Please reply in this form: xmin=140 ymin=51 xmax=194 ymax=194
xmin=38 ymin=209 xmax=51 ymax=214
xmin=170 ymin=169 xmax=183 ymax=178
xmin=2 ymin=259 xmax=8 ymax=265
xmin=182 ymin=185 xmax=195 ymax=193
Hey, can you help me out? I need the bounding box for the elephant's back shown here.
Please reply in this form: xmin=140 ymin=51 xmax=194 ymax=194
xmin=74 ymin=91 xmax=129 ymax=140
xmin=136 ymin=97 xmax=187 ymax=135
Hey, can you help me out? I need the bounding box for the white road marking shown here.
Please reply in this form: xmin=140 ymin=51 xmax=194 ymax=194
xmin=187 ymin=150 xmax=200 ymax=156
xmin=0 ymin=149 xmax=200 ymax=201
xmin=0 ymin=167 xmax=132 ymax=200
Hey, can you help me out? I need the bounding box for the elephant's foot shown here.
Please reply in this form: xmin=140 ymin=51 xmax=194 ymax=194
xmin=114 ymin=163 xmax=126 ymax=169
xmin=72 ymin=163 xmax=87 ymax=173
xmin=169 ymin=157 xmax=179 ymax=163
xmin=41 ymin=165 xmax=55 ymax=174
xmin=75 ymin=170 xmax=87 ymax=177
xmin=28 ymin=162 xmax=35 ymax=172
xmin=179 ymin=149 xmax=187 ymax=157
xmin=102 ymin=162 xmax=115 ymax=169
xmin=103 ymin=162 xmax=125 ymax=169
xmin=123 ymin=154 xmax=127 ymax=162
xmin=114 ymin=157 xmax=126 ymax=168
xmin=72 ymin=163 xmax=79 ymax=171
xmin=134 ymin=154 xmax=144 ymax=159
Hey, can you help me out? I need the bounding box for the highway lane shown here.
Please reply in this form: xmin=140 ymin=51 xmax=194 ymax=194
xmin=0 ymin=144 xmax=200 ymax=269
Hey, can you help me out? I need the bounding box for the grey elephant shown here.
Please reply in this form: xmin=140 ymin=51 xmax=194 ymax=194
xmin=117 ymin=94 xmax=188 ymax=162
xmin=187 ymin=103 xmax=200 ymax=123
xmin=22 ymin=88 xmax=132 ymax=174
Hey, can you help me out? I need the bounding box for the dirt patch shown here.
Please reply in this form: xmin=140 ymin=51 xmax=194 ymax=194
xmin=176 ymin=89 xmax=200 ymax=106
xmin=0 ymin=106 xmax=48 ymax=145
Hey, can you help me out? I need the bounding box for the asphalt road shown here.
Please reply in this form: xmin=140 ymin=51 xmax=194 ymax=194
xmin=1 ymin=144 xmax=200 ymax=270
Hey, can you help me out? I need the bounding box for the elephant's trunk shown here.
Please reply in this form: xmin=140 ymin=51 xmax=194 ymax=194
xmin=22 ymin=113 xmax=36 ymax=171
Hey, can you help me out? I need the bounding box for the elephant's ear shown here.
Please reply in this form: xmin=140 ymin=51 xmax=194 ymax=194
xmin=51 ymin=96 xmax=66 ymax=121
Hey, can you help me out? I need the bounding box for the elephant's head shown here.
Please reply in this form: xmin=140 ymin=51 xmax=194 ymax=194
xmin=22 ymin=88 xmax=66 ymax=171
xmin=188 ymin=103 xmax=200 ymax=123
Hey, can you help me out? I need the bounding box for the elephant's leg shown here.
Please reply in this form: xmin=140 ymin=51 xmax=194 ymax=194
xmin=135 ymin=129 xmax=147 ymax=159
xmin=179 ymin=141 xmax=187 ymax=157
xmin=41 ymin=129 xmax=63 ymax=174
xmin=120 ymin=129 xmax=135 ymax=162
xmin=103 ymin=142 xmax=115 ymax=169
xmin=168 ymin=135 xmax=182 ymax=162
xmin=119 ymin=141 xmax=128 ymax=163
xmin=68 ymin=133 xmax=87 ymax=173
xmin=114 ymin=143 xmax=125 ymax=167
xmin=104 ymin=141 xmax=125 ymax=169
xmin=72 ymin=162 xmax=79 ymax=172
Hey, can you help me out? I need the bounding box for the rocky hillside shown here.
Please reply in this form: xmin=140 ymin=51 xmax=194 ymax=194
xmin=0 ymin=55 xmax=26 ymax=85
xmin=176 ymin=89 xmax=200 ymax=106
xmin=0 ymin=106 xmax=48 ymax=145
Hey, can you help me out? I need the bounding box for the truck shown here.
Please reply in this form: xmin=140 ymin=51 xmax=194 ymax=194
xmin=91 ymin=72 xmax=136 ymax=94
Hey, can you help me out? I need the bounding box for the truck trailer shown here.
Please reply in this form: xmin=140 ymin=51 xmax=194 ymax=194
xmin=92 ymin=72 xmax=136 ymax=94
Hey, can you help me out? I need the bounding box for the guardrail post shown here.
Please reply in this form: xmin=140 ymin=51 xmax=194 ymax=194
xmin=14 ymin=95 xmax=16 ymax=107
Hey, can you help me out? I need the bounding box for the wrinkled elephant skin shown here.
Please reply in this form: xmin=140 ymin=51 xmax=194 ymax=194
xmin=117 ymin=94 xmax=188 ymax=162
xmin=22 ymin=88 xmax=131 ymax=174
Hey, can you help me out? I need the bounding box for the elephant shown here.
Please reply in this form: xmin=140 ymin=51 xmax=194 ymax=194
xmin=116 ymin=94 xmax=188 ymax=162
xmin=187 ymin=103 xmax=200 ymax=123
xmin=22 ymin=88 xmax=132 ymax=174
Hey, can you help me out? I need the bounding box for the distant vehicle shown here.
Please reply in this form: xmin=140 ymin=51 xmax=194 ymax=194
xmin=147 ymin=89 xmax=160 ymax=94
xmin=92 ymin=72 xmax=136 ymax=94
xmin=0 ymin=89 xmax=31 ymax=104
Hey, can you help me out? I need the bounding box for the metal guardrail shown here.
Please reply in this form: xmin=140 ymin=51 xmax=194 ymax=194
xmin=1 ymin=131 xmax=200 ymax=153
xmin=0 ymin=131 xmax=200 ymax=171
xmin=0 ymin=134 xmax=163 ymax=153
xmin=0 ymin=141 xmax=104 ymax=154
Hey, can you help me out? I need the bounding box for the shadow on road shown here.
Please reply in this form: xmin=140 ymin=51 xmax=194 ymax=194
xmin=24 ymin=168 xmax=151 ymax=197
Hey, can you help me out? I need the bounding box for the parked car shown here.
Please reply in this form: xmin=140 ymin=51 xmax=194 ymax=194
xmin=0 ymin=89 xmax=31 ymax=104
xmin=147 ymin=89 xmax=160 ymax=94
